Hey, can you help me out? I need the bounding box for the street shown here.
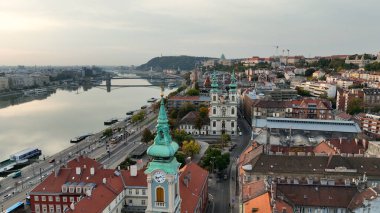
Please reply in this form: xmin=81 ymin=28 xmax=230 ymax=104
xmin=208 ymin=114 xmax=252 ymax=213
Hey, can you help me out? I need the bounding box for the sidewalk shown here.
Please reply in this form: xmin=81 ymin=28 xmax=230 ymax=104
xmin=192 ymin=140 xmax=209 ymax=164
xmin=229 ymin=159 xmax=239 ymax=213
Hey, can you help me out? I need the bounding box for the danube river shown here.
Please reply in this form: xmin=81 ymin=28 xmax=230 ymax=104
xmin=0 ymin=79 xmax=176 ymax=161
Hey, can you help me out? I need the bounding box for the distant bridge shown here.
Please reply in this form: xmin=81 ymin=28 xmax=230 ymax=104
xmin=98 ymin=74 xmax=183 ymax=92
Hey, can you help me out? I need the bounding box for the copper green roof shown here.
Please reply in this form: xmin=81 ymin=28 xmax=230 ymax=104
xmin=229 ymin=69 xmax=237 ymax=91
xmin=210 ymin=70 xmax=219 ymax=92
xmin=146 ymin=97 xmax=179 ymax=158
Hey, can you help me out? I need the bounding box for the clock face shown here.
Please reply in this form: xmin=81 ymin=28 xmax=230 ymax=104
xmin=153 ymin=171 xmax=166 ymax=183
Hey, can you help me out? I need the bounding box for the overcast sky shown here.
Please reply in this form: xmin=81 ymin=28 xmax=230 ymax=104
xmin=0 ymin=0 xmax=379 ymax=66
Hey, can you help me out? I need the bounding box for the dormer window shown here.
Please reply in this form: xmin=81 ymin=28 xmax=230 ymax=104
xmin=62 ymin=186 xmax=67 ymax=193
xmin=76 ymin=187 xmax=81 ymax=193
xmin=69 ymin=187 xmax=75 ymax=193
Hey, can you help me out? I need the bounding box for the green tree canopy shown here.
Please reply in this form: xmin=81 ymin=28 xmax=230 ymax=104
xmin=182 ymin=140 xmax=201 ymax=157
xmin=186 ymin=88 xmax=200 ymax=96
xmin=347 ymin=98 xmax=364 ymax=115
xmin=103 ymin=128 xmax=113 ymax=137
xmin=141 ymin=128 xmax=154 ymax=143
xmin=172 ymin=129 xmax=194 ymax=146
xmin=201 ymin=148 xmax=230 ymax=172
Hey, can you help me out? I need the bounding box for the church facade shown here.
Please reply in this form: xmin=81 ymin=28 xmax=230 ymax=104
xmin=209 ymin=70 xmax=238 ymax=136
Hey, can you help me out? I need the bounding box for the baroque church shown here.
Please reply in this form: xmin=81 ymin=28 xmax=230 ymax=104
xmin=209 ymin=70 xmax=238 ymax=136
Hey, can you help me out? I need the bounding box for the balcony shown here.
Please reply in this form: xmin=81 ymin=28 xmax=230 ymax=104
xmin=155 ymin=202 xmax=166 ymax=207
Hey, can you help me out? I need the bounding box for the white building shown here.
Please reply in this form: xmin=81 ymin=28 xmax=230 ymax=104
xmin=312 ymin=70 xmax=326 ymax=79
xmin=284 ymin=71 xmax=295 ymax=80
xmin=0 ymin=77 xmax=9 ymax=91
xmin=209 ymin=71 xmax=238 ymax=135
xmin=298 ymin=82 xmax=337 ymax=98
xmin=336 ymin=79 xmax=354 ymax=89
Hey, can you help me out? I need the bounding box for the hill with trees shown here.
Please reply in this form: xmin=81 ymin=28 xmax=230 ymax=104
xmin=137 ymin=55 xmax=214 ymax=71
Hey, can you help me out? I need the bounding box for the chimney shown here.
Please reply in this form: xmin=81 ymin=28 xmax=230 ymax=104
xmin=340 ymin=138 xmax=342 ymax=144
xmin=90 ymin=167 xmax=95 ymax=176
xmin=83 ymin=164 xmax=86 ymax=169
xmin=55 ymin=167 xmax=60 ymax=177
xmin=130 ymin=165 xmax=137 ymax=177
xmin=363 ymin=139 xmax=367 ymax=149
xmin=76 ymin=167 xmax=81 ymax=175
xmin=103 ymin=178 xmax=107 ymax=184
xmin=355 ymin=138 xmax=358 ymax=145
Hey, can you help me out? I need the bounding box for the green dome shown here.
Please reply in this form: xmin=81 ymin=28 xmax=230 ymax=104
xmin=147 ymin=142 xmax=179 ymax=158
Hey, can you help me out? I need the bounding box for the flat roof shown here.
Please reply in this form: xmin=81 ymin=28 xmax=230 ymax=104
xmin=253 ymin=117 xmax=361 ymax=133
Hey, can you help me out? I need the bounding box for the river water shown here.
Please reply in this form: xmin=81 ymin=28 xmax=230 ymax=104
xmin=0 ymin=79 xmax=177 ymax=161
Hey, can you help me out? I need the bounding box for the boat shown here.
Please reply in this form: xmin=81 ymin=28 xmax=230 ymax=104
xmin=104 ymin=118 xmax=118 ymax=125
xmin=1 ymin=148 xmax=42 ymax=175
xmin=147 ymin=97 xmax=158 ymax=103
xmin=168 ymin=82 xmax=177 ymax=87
xmin=140 ymin=105 xmax=148 ymax=110
xmin=70 ymin=134 xmax=93 ymax=143
xmin=126 ymin=110 xmax=135 ymax=115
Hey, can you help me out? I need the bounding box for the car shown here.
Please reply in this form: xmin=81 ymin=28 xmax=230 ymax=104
xmin=229 ymin=144 xmax=237 ymax=151
xmin=49 ymin=159 xmax=55 ymax=163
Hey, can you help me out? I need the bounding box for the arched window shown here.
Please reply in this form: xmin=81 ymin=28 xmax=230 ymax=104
xmin=156 ymin=187 xmax=164 ymax=202
xmin=213 ymin=108 xmax=216 ymax=114
xmin=222 ymin=107 xmax=226 ymax=116
xmin=231 ymin=107 xmax=235 ymax=115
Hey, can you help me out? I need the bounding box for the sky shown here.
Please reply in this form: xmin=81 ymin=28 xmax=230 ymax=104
xmin=0 ymin=0 xmax=379 ymax=66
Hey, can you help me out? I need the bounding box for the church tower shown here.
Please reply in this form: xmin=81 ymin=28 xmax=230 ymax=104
xmin=145 ymin=93 xmax=181 ymax=213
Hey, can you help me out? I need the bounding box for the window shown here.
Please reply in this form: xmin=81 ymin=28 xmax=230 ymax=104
xmin=129 ymin=189 xmax=132 ymax=195
xmin=34 ymin=196 xmax=39 ymax=201
xmin=49 ymin=205 xmax=54 ymax=213
xmin=63 ymin=205 xmax=68 ymax=211
xmin=42 ymin=205 xmax=47 ymax=213
xmin=213 ymin=121 xmax=216 ymax=127
xmin=61 ymin=186 xmax=67 ymax=193
xmin=77 ymin=197 xmax=81 ymax=202
xmin=69 ymin=187 xmax=74 ymax=193
xmin=141 ymin=200 xmax=146 ymax=205
xmin=213 ymin=108 xmax=216 ymax=114
xmin=232 ymin=96 xmax=235 ymax=101
xmin=48 ymin=196 xmax=53 ymax=202
xmin=35 ymin=204 xmax=40 ymax=213
xmin=76 ymin=187 xmax=81 ymax=193
xmin=231 ymin=107 xmax=235 ymax=115
xmin=41 ymin=196 xmax=46 ymax=201
xmin=142 ymin=189 xmax=146 ymax=195
xmin=55 ymin=196 xmax=60 ymax=202
xmin=213 ymin=96 xmax=216 ymax=101
xmin=135 ymin=189 xmax=139 ymax=195
xmin=62 ymin=197 xmax=67 ymax=202
xmin=231 ymin=121 xmax=234 ymax=128
xmin=56 ymin=205 xmax=61 ymax=213
xmin=129 ymin=199 xmax=133 ymax=204
xmin=69 ymin=197 xmax=74 ymax=203
xmin=156 ymin=187 xmax=164 ymax=202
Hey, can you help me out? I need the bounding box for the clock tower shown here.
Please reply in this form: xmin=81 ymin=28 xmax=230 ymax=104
xmin=145 ymin=93 xmax=181 ymax=213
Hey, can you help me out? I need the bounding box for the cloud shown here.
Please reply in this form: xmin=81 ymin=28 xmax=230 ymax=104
xmin=0 ymin=0 xmax=379 ymax=65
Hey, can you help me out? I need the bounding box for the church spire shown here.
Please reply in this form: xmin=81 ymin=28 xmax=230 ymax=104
xmin=229 ymin=69 xmax=237 ymax=91
xmin=147 ymin=94 xmax=178 ymax=158
xmin=210 ymin=70 xmax=219 ymax=93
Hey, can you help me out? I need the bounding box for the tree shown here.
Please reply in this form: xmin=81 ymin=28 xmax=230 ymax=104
xmin=175 ymin=152 xmax=186 ymax=168
xmin=182 ymin=140 xmax=201 ymax=157
xmin=201 ymin=148 xmax=230 ymax=172
xmin=305 ymin=68 xmax=315 ymax=77
xmin=131 ymin=111 xmax=146 ymax=123
xmin=103 ymin=128 xmax=113 ymax=137
xmin=347 ymin=98 xmax=364 ymax=115
xmin=142 ymin=128 xmax=154 ymax=143
xmin=220 ymin=133 xmax=231 ymax=147
xmin=186 ymin=88 xmax=200 ymax=96
xmin=177 ymin=102 xmax=196 ymax=119
xmin=172 ymin=129 xmax=194 ymax=146
xmin=296 ymin=87 xmax=312 ymax=97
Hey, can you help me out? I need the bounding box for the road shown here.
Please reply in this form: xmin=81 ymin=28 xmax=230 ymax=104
xmin=208 ymin=114 xmax=252 ymax=213
xmin=0 ymin=109 xmax=159 ymax=210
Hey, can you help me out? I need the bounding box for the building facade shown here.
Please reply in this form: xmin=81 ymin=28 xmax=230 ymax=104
xmin=209 ymin=70 xmax=238 ymax=135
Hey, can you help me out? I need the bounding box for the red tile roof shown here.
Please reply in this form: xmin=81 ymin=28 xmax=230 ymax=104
xmin=179 ymin=162 xmax=209 ymax=213
xmin=169 ymin=96 xmax=200 ymax=101
xmin=277 ymin=184 xmax=358 ymax=208
xmin=31 ymin=156 xmax=147 ymax=213
xmin=314 ymin=139 xmax=367 ymax=155
xmin=348 ymin=188 xmax=378 ymax=210
xmin=270 ymin=145 xmax=314 ymax=154
xmin=242 ymin=180 xmax=267 ymax=202
xmin=243 ymin=192 xmax=271 ymax=213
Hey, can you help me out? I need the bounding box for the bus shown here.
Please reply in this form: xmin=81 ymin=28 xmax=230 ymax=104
xmin=12 ymin=170 xmax=21 ymax=178
xmin=5 ymin=201 xmax=24 ymax=213
xmin=25 ymin=196 xmax=31 ymax=205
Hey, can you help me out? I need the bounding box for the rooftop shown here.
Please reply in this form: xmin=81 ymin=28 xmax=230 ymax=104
xmin=254 ymin=117 xmax=361 ymax=133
